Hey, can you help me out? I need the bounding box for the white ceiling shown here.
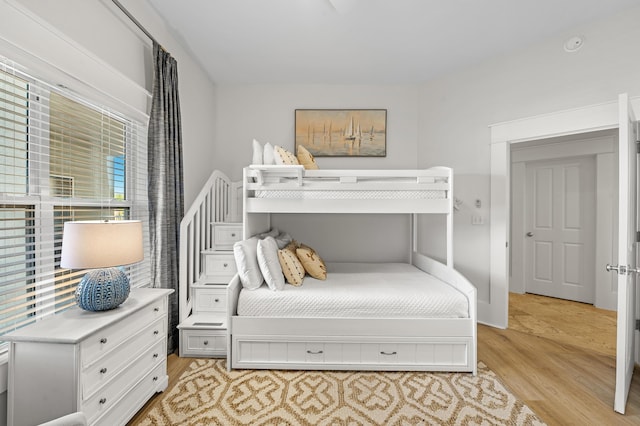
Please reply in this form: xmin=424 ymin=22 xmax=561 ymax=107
xmin=148 ymin=0 xmax=639 ymax=85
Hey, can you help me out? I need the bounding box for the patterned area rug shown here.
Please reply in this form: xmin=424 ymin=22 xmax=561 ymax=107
xmin=137 ymin=360 xmax=546 ymax=425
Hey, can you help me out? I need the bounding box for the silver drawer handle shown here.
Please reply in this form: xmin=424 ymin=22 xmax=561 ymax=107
xmin=100 ymin=367 xmax=107 ymax=374
xmin=380 ymin=351 xmax=397 ymax=356
xmin=99 ymin=398 xmax=107 ymax=405
xmin=203 ymin=340 xmax=209 ymax=345
xmin=100 ymin=338 xmax=107 ymax=344
xmin=306 ymin=350 xmax=323 ymax=355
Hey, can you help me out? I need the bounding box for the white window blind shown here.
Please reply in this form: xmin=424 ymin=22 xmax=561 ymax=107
xmin=0 ymin=60 xmax=150 ymax=347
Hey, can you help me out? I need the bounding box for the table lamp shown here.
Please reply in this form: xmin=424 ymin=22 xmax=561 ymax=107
xmin=60 ymin=220 xmax=143 ymax=311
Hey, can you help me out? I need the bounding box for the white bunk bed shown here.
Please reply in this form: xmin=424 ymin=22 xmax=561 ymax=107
xmin=227 ymin=165 xmax=477 ymax=374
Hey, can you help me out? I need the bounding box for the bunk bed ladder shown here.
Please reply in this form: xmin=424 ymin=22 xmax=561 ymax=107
xmin=178 ymin=170 xmax=241 ymax=323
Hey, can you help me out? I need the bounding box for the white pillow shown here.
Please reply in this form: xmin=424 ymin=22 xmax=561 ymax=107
xmin=233 ymin=237 xmax=263 ymax=290
xmin=257 ymin=237 xmax=285 ymax=291
xmin=263 ymin=142 xmax=275 ymax=165
xmin=252 ymin=139 xmax=263 ymax=165
xmin=259 ymin=227 xmax=279 ymax=239
xmin=275 ymin=232 xmax=293 ymax=249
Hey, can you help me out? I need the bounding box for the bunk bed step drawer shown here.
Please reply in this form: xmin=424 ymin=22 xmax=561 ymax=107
xmin=212 ymin=223 xmax=242 ymax=251
xmin=233 ymin=336 xmax=473 ymax=371
xmin=180 ymin=329 xmax=226 ymax=357
xmin=202 ymin=252 xmax=237 ymax=282
xmin=194 ymin=288 xmax=227 ymax=313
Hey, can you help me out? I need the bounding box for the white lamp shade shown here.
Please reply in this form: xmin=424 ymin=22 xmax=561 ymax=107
xmin=60 ymin=220 xmax=144 ymax=269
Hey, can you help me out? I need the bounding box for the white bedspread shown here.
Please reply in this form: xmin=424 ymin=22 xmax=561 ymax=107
xmin=237 ymin=262 xmax=469 ymax=318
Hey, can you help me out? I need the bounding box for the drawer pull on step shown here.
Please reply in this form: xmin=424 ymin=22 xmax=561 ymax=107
xmin=99 ymin=398 xmax=107 ymax=405
xmin=380 ymin=351 xmax=397 ymax=356
xmin=99 ymin=338 xmax=107 ymax=344
xmin=306 ymin=350 xmax=323 ymax=355
xmin=100 ymin=368 xmax=107 ymax=374
xmin=153 ymin=353 xmax=159 ymax=358
xmin=203 ymin=340 xmax=209 ymax=345
xmin=154 ymin=307 xmax=160 ymax=312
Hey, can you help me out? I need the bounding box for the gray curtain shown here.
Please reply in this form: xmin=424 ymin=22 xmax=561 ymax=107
xmin=148 ymin=41 xmax=183 ymax=354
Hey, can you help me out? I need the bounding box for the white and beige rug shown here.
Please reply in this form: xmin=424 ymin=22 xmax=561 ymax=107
xmin=137 ymin=360 xmax=545 ymax=425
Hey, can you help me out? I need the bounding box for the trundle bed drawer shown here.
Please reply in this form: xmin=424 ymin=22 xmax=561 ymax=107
xmin=233 ymin=337 xmax=471 ymax=370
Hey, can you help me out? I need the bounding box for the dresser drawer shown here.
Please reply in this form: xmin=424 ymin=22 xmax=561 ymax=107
xmin=194 ymin=288 xmax=227 ymax=313
xmin=82 ymin=318 xmax=166 ymax=399
xmin=93 ymin=361 xmax=167 ymax=426
xmin=181 ymin=329 xmax=226 ymax=357
xmin=212 ymin=223 xmax=242 ymax=250
xmin=203 ymin=252 xmax=237 ymax=280
xmin=82 ymin=339 xmax=166 ymax=424
xmin=80 ymin=297 xmax=167 ymax=366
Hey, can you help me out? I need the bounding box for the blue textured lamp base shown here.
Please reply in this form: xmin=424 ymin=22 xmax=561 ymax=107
xmin=75 ymin=268 xmax=131 ymax=311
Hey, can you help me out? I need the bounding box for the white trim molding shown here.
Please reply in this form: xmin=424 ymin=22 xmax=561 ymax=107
xmin=487 ymin=96 xmax=640 ymax=328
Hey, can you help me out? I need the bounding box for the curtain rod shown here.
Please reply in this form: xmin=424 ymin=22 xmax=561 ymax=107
xmin=111 ymin=0 xmax=162 ymax=48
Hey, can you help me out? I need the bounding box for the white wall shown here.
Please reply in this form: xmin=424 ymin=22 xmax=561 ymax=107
xmin=214 ymin=84 xmax=420 ymax=181
xmin=418 ymin=6 xmax=640 ymax=302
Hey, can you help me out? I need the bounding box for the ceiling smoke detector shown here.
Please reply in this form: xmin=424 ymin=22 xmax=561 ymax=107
xmin=564 ymin=36 xmax=584 ymax=52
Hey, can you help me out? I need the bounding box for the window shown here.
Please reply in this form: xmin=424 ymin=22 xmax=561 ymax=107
xmin=0 ymin=61 xmax=149 ymax=347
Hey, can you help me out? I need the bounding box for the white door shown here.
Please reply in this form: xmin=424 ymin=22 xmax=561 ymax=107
xmin=524 ymin=156 xmax=596 ymax=303
xmin=611 ymin=93 xmax=638 ymax=414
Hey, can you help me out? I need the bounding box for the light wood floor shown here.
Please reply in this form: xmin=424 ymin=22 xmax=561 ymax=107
xmin=129 ymin=293 xmax=640 ymax=425
xmin=479 ymin=293 xmax=640 ymax=425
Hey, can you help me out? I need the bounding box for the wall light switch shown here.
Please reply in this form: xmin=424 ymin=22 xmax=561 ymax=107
xmin=472 ymin=215 xmax=483 ymax=225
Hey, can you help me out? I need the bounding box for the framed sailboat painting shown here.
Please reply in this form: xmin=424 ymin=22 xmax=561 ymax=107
xmin=295 ymin=109 xmax=387 ymax=157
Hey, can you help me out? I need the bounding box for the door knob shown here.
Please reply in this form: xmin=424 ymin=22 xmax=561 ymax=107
xmin=526 ymin=232 xmax=534 ymax=237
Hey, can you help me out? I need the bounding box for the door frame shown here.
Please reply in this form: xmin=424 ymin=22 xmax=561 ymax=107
xmin=486 ymin=96 xmax=640 ymax=329
xmin=510 ymin=136 xmax=617 ymax=309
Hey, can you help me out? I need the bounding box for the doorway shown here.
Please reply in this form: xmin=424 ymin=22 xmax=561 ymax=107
xmin=509 ymin=132 xmax=617 ymax=309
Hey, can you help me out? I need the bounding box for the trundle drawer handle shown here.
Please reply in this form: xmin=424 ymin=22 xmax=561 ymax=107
xmin=99 ymin=398 xmax=107 ymax=405
xmin=99 ymin=338 xmax=107 ymax=344
xmin=214 ymin=298 xmax=220 ymax=302
xmin=223 ymin=263 xmax=228 ymax=268
xmin=203 ymin=340 xmax=209 ymax=345
xmin=306 ymin=350 xmax=323 ymax=355
xmin=231 ymin=233 xmax=236 ymax=237
xmin=100 ymin=367 xmax=107 ymax=374
xmin=380 ymin=351 xmax=397 ymax=356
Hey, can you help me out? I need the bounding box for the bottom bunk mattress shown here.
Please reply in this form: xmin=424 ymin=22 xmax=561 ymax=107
xmin=236 ymin=262 xmax=469 ymax=319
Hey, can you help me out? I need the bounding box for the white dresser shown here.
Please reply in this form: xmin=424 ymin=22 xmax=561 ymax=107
xmin=4 ymin=288 xmax=174 ymax=426
xmin=178 ymin=222 xmax=241 ymax=357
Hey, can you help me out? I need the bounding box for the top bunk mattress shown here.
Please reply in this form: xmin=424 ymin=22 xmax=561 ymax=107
xmin=236 ymin=262 xmax=469 ymax=319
